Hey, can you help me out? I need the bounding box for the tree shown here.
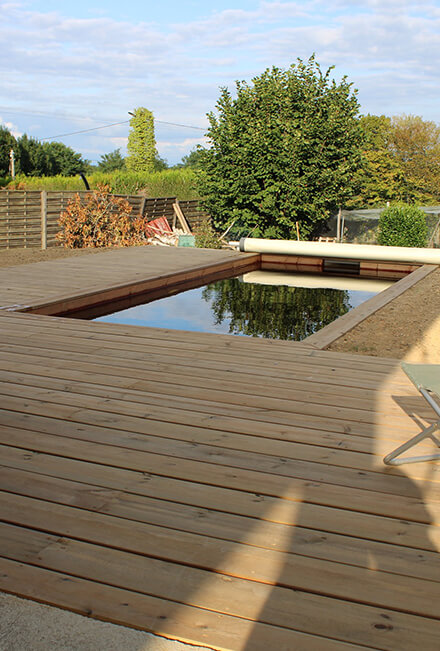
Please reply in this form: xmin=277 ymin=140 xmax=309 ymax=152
xmin=16 ymin=134 xmax=49 ymax=176
xmin=153 ymin=153 xmax=168 ymax=171
xmin=178 ymin=147 xmax=204 ymax=168
xmin=202 ymin=278 xmax=350 ymax=340
xmin=126 ymin=107 xmax=157 ymax=173
xmin=197 ymin=57 xmax=364 ymax=239
xmin=43 ymin=141 xmax=86 ymax=176
xmin=347 ymin=115 xmax=405 ymax=207
xmin=389 ymin=114 xmax=440 ymax=203
xmin=97 ymin=148 xmax=126 ymax=172
xmin=0 ymin=126 xmax=17 ymax=176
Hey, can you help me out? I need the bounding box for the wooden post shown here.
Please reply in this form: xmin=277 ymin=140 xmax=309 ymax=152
xmin=173 ymin=201 xmax=191 ymax=234
xmin=41 ymin=190 xmax=47 ymax=250
xmin=139 ymin=196 xmax=147 ymax=217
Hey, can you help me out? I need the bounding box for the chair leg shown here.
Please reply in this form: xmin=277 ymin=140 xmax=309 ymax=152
xmin=383 ymin=421 xmax=440 ymax=466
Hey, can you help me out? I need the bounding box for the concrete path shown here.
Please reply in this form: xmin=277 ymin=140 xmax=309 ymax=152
xmin=0 ymin=592 xmax=210 ymax=651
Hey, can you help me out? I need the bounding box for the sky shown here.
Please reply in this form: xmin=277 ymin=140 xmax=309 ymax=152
xmin=1 ymin=0 xmax=440 ymax=166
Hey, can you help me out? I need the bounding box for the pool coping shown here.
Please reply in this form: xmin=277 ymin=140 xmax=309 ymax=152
xmin=303 ymin=263 xmax=438 ymax=349
xmin=6 ymin=250 xmax=437 ymax=351
xmin=15 ymin=253 xmax=260 ymax=317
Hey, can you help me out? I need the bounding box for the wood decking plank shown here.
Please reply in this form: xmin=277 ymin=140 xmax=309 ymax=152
xmin=1 ymin=246 xmax=439 ymax=649
xmin=0 ymin=522 xmax=437 ymax=650
xmin=0 ymin=356 xmax=417 ymax=419
xmin=0 ymin=557 xmax=377 ymax=651
xmin=1 ymin=403 xmax=438 ymax=500
xmin=0 ymin=346 xmax=399 ymax=401
xmin=1 ymin=444 xmax=436 ymax=546
xmin=0 ymin=316 xmax=402 ymax=376
xmin=0 ymin=492 xmax=438 ymax=620
xmin=1 ymin=422 xmax=440 ymax=540
xmin=0 ymin=370 xmax=422 ymax=443
xmin=0 ymin=375 xmax=435 ymax=485
xmin=0 ymin=464 xmax=438 ymax=583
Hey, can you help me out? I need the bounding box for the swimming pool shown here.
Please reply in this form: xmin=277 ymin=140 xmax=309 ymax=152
xmin=95 ymin=272 xmax=391 ymax=341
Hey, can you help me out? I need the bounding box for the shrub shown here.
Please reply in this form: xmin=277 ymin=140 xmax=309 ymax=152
xmin=7 ymin=169 xmax=200 ymax=199
xmin=194 ymin=219 xmax=223 ymax=249
xmin=57 ymin=185 xmax=150 ymax=248
xmin=377 ymin=204 xmax=428 ymax=247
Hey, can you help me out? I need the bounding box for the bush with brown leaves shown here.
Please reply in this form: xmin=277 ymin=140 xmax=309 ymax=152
xmin=57 ymin=185 xmax=150 ymax=248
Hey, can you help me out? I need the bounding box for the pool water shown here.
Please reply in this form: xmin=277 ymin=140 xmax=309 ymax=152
xmin=95 ymin=273 xmax=385 ymax=341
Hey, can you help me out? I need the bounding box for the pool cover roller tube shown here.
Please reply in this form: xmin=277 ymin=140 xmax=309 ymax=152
xmin=239 ymin=238 xmax=440 ymax=265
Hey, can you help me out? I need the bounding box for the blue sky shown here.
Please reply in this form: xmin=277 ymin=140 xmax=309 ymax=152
xmin=1 ymin=1 xmax=440 ymax=166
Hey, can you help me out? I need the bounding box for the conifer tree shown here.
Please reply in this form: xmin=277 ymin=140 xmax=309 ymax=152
xmin=126 ymin=107 xmax=157 ymax=173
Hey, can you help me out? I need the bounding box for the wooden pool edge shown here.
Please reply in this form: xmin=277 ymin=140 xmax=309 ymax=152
xmin=6 ymin=249 xmax=437 ymax=353
xmin=15 ymin=253 xmax=261 ymax=317
xmin=303 ymin=264 xmax=438 ymax=350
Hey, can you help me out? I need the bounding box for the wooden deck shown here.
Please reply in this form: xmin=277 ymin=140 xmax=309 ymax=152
xmin=0 ymin=247 xmax=439 ymax=650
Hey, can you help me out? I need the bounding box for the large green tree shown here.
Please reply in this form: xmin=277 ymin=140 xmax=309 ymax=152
xmin=389 ymin=114 xmax=440 ymax=203
xmin=126 ymin=107 xmax=157 ymax=173
xmin=43 ymin=141 xmax=86 ymax=176
xmin=347 ymin=115 xmax=405 ymax=207
xmin=349 ymin=113 xmax=440 ymax=207
xmin=197 ymin=57 xmax=364 ymax=239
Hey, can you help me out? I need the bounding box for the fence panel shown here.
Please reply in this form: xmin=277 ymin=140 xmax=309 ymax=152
xmin=0 ymin=190 xmax=209 ymax=249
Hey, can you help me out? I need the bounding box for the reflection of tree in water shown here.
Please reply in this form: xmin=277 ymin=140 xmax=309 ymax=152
xmin=202 ymin=278 xmax=351 ymax=340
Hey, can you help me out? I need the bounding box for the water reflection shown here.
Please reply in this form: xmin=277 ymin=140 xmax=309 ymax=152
xmin=95 ymin=275 xmax=377 ymax=341
xmin=202 ymin=277 xmax=352 ymax=341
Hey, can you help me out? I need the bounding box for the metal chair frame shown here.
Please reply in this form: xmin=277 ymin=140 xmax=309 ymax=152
xmin=384 ymin=369 xmax=440 ymax=466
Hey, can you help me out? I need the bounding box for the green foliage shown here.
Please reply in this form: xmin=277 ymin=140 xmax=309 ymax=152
xmin=126 ymin=107 xmax=157 ymax=173
xmin=194 ymin=219 xmax=223 ymax=249
xmin=203 ymin=278 xmax=350 ymax=340
xmin=153 ymin=153 xmax=169 ymax=171
xmin=0 ymin=176 xmax=12 ymax=188
xmin=97 ymin=149 xmax=126 ymax=173
xmin=177 ymin=147 xmax=205 ymax=168
xmin=197 ymin=57 xmax=363 ymax=239
xmin=378 ymin=204 xmax=428 ymax=247
xmin=0 ymin=126 xmax=17 ymax=176
xmin=347 ymin=115 xmax=405 ymax=208
xmin=6 ymin=168 xmax=200 ymax=199
xmin=350 ymin=113 xmax=440 ymax=208
xmin=0 ymin=126 xmax=87 ymax=177
xmin=389 ymin=115 xmax=440 ymax=203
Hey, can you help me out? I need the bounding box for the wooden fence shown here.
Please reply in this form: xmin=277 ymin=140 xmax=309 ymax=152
xmin=0 ymin=191 xmax=209 ymax=249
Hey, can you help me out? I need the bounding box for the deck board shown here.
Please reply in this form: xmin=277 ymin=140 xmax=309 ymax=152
xmin=0 ymin=247 xmax=439 ymax=650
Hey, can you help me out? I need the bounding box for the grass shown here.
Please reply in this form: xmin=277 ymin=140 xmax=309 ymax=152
xmin=5 ymin=169 xmax=201 ymax=200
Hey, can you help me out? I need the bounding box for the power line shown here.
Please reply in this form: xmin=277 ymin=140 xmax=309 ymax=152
xmin=41 ymin=119 xmax=206 ymax=140
xmin=40 ymin=120 xmax=130 ymax=141
xmin=0 ymin=106 xmax=206 ymax=141
xmin=0 ymin=106 xmax=207 ymax=139
xmin=156 ymin=120 xmax=205 ymax=131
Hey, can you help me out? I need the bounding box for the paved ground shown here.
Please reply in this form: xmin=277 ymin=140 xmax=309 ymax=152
xmin=0 ymin=592 xmax=209 ymax=651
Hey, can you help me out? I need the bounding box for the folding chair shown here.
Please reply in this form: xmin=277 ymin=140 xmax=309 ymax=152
xmin=383 ymin=362 xmax=440 ymax=466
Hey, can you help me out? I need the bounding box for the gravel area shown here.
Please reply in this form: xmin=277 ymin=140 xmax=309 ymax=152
xmin=0 ymin=246 xmax=119 ymax=268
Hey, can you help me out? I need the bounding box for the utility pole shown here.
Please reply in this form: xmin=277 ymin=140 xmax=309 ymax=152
xmin=9 ymin=148 xmax=15 ymax=178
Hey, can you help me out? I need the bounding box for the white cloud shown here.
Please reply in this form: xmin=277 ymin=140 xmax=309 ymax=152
xmin=1 ymin=0 xmax=439 ymax=164
xmin=0 ymin=116 xmax=22 ymax=138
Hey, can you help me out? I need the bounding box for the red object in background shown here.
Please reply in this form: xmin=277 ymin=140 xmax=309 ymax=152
xmin=145 ymin=217 xmax=172 ymax=237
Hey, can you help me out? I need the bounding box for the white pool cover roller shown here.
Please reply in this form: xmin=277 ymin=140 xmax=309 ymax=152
xmin=241 ymin=271 xmax=393 ymax=292
xmin=239 ymin=238 xmax=440 ymax=265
